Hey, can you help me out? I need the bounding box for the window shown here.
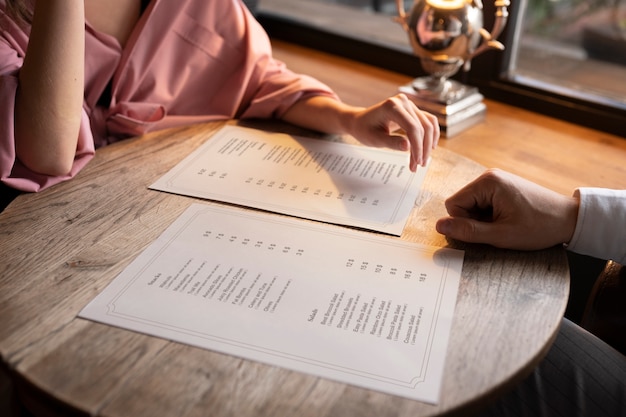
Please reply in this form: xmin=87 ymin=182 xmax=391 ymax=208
xmin=509 ymin=0 xmax=626 ymax=109
xmin=257 ymin=0 xmax=626 ymax=137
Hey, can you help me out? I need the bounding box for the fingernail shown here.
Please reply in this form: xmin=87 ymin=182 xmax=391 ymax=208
xmin=436 ymin=219 xmax=450 ymax=235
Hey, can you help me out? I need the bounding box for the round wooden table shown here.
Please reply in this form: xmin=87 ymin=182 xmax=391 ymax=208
xmin=0 ymin=121 xmax=569 ymax=417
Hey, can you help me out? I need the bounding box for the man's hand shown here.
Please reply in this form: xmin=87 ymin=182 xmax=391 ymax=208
xmin=436 ymin=169 xmax=580 ymax=250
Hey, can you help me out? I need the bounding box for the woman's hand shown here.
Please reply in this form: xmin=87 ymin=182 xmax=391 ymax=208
xmin=436 ymin=169 xmax=580 ymax=250
xmin=282 ymin=93 xmax=439 ymax=172
xmin=344 ymin=94 xmax=439 ymax=172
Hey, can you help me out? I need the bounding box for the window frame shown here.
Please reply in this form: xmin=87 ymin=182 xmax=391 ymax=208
xmin=257 ymin=0 xmax=626 ymax=137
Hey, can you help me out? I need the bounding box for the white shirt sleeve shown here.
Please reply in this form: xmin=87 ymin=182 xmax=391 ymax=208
xmin=567 ymin=188 xmax=626 ymax=263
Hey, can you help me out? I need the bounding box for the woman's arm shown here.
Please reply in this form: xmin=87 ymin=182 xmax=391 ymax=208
xmin=14 ymin=1 xmax=85 ymax=176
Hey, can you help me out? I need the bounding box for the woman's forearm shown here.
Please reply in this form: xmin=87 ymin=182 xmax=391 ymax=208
xmin=15 ymin=1 xmax=85 ymax=176
xmin=281 ymin=95 xmax=357 ymax=134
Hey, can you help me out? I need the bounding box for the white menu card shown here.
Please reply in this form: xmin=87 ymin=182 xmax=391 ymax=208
xmin=150 ymin=125 xmax=428 ymax=235
xmin=80 ymin=203 xmax=463 ymax=403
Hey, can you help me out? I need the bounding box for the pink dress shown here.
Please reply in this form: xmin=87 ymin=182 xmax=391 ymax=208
xmin=0 ymin=0 xmax=337 ymax=191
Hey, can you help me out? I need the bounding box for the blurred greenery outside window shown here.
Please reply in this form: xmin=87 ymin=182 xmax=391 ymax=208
xmin=511 ymin=0 xmax=626 ymax=109
xmin=257 ymin=0 xmax=626 ymax=136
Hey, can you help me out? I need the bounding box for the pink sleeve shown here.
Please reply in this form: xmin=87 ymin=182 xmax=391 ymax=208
xmin=241 ymin=57 xmax=340 ymax=120
xmin=0 ymin=31 xmax=96 ymax=193
xmin=235 ymin=3 xmax=339 ymax=120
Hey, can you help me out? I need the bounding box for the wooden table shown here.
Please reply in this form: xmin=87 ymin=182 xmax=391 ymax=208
xmin=0 ymin=118 xmax=569 ymax=417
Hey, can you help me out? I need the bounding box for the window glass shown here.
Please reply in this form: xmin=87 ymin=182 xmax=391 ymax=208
xmin=507 ymin=0 xmax=626 ymax=109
